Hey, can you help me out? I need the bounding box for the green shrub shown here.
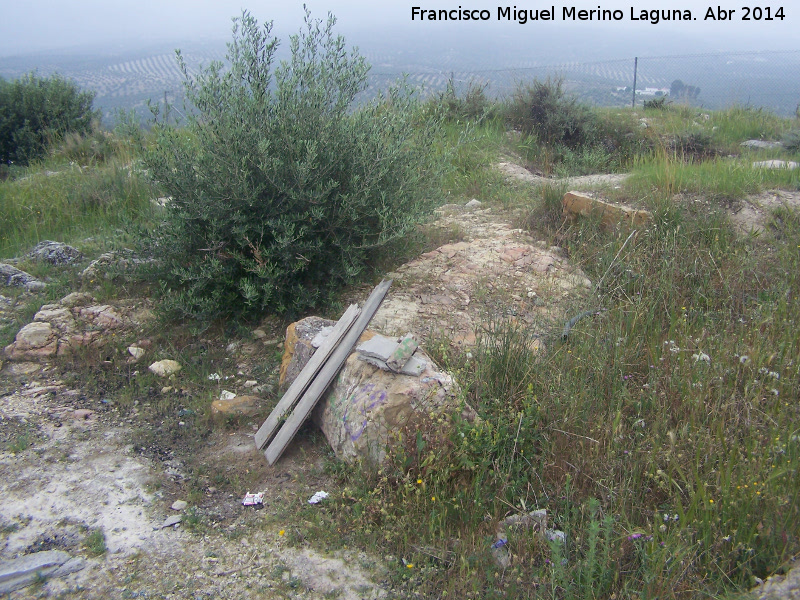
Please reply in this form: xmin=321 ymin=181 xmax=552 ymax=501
xmin=643 ymin=96 xmax=670 ymax=110
xmin=507 ymin=77 xmax=598 ymax=149
xmin=672 ymin=130 xmax=718 ymax=160
xmin=142 ymin=11 xmax=442 ymax=321
xmin=0 ymin=73 xmax=99 ymax=165
xmin=438 ymin=77 xmax=496 ymax=122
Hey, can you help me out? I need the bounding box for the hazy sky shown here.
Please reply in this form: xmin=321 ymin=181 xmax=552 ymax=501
xmin=1 ymin=1 xmax=795 ymax=56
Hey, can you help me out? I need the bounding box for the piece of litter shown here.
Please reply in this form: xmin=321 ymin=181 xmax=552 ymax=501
xmin=308 ymin=491 xmax=329 ymax=504
xmin=242 ymin=492 xmax=264 ymax=507
xmin=491 ymin=538 xmax=508 ymax=549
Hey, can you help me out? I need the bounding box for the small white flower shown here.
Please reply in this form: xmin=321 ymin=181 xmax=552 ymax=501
xmin=208 ymin=373 xmax=221 ymax=381
xmin=771 ymin=389 xmax=779 ymax=396
xmin=692 ymin=352 xmax=710 ymax=363
xmin=739 ymin=355 xmax=750 ymax=365
xmin=669 ymin=346 xmax=680 ymax=354
xmin=659 ymin=524 xmax=667 ymax=532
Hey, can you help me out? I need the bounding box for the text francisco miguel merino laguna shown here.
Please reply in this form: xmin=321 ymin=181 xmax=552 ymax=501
xmin=411 ymin=6 xmax=785 ymax=24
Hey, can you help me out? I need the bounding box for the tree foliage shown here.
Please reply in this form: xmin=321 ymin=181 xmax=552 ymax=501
xmin=142 ymin=10 xmax=441 ymax=321
xmin=0 ymin=73 xmax=98 ymax=165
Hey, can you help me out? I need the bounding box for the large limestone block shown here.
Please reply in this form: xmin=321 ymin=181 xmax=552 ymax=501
xmin=280 ymin=316 xmax=458 ymax=465
xmin=312 ymin=352 xmax=457 ymax=465
xmin=562 ymin=191 xmax=652 ymax=230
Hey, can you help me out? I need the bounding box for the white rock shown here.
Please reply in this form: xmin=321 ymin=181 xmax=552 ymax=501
xmin=219 ymin=390 xmax=236 ymax=401
xmin=148 ymin=360 xmax=182 ymax=377
xmin=171 ymin=500 xmax=188 ymax=511
xmin=128 ymin=346 xmax=145 ymax=360
xmin=752 ymin=160 xmax=799 ymax=170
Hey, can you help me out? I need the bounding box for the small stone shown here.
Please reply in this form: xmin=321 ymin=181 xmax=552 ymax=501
xmin=171 ymin=500 xmax=188 ymax=511
xmin=128 ymin=346 xmax=145 ymax=360
xmin=161 ymin=386 xmax=173 ymax=394
xmin=162 ymin=515 xmax=182 ymax=528
xmin=464 ymin=199 xmax=482 ymax=209
xmin=148 ymin=360 xmax=182 ymax=377
xmin=211 ymin=395 xmax=260 ymax=417
xmin=243 ymin=380 xmax=258 ymax=388
xmin=72 ymin=409 xmax=94 ymax=420
xmin=219 ymin=390 xmax=236 ymax=401
xmin=252 ymin=329 xmax=267 ymax=340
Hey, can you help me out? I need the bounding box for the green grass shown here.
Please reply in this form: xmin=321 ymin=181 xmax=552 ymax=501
xmin=83 ymin=527 xmax=107 ymax=557
xmin=0 ymin=152 xmax=155 ymax=258
xmin=625 ymin=151 xmax=800 ymax=203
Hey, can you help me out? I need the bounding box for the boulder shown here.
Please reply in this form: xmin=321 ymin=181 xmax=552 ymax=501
xmin=281 ymin=316 xmax=459 ymax=465
xmin=26 ymin=241 xmax=83 ymax=265
xmin=312 ymin=352 xmax=457 ymax=464
xmin=741 ymin=140 xmax=782 ymax=150
xmin=0 ymin=263 xmax=46 ymax=291
xmin=4 ymin=294 xmax=132 ymax=361
xmin=4 ymin=321 xmax=58 ymax=360
xmin=562 ymin=191 xmax=652 ymax=230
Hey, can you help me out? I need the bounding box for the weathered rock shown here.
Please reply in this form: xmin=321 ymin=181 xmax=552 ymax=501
xmin=464 ymin=199 xmax=482 ymax=209
xmin=0 ymin=550 xmax=83 ymax=594
xmin=0 ymin=263 xmax=46 ymax=291
xmin=751 ymin=561 xmax=800 ymax=599
xmin=128 ymin=346 xmax=145 ymax=360
xmin=211 ymin=395 xmax=261 ymax=417
xmin=171 ymin=500 xmax=188 ymax=511
xmin=280 ymin=316 xmax=336 ymax=386
xmin=79 ymin=304 xmax=124 ymax=328
xmin=753 ymin=160 xmax=799 ymax=170
xmin=562 ymin=191 xmax=652 ymax=230
xmin=162 ymin=515 xmax=182 ymax=528
xmin=741 ymin=140 xmax=783 ymax=150
xmin=4 ymin=321 xmax=58 ymax=360
xmin=26 ymin=241 xmax=83 ymax=265
xmin=34 ymin=305 xmax=78 ymax=334
xmin=148 ymin=360 xmax=182 ymax=377
xmin=280 ymin=316 xmax=460 ymax=464
xmin=59 ymin=292 xmax=96 ymax=308
xmin=312 ymin=351 xmax=457 ymax=465
xmin=80 ymin=249 xmax=145 ymax=280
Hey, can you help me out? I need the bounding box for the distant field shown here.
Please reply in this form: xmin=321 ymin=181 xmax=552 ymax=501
xmin=2 ymin=42 xmax=799 ymax=121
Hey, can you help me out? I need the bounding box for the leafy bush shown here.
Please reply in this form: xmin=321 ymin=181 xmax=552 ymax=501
xmin=507 ymin=77 xmax=598 ymax=149
xmin=142 ymin=11 xmax=441 ymax=321
xmin=0 ymin=73 xmax=98 ymax=165
xmin=643 ymin=96 xmax=670 ymax=110
xmin=438 ymin=77 xmax=496 ymax=122
xmin=672 ymin=130 xmax=718 ymax=160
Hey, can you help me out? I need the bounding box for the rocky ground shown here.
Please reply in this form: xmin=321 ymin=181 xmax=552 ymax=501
xmin=1 ymin=164 xmax=797 ymax=598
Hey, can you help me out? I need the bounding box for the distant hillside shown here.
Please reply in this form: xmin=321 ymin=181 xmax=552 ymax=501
xmin=2 ymin=31 xmax=798 ymax=121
